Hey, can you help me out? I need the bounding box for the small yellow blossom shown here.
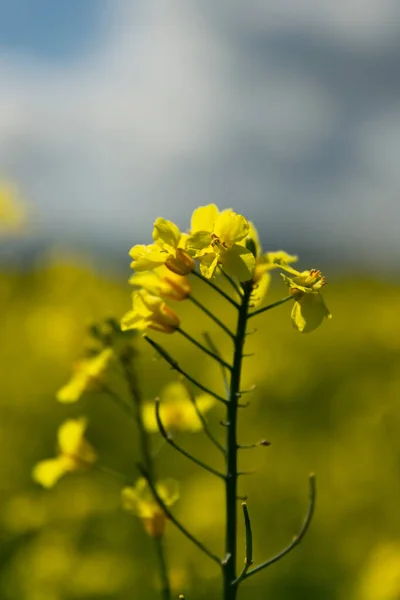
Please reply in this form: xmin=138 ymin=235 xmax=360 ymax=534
xmin=130 ymin=218 xmax=194 ymax=276
xmin=57 ymin=348 xmax=114 ymax=403
xmin=142 ymin=381 xmax=215 ymax=433
xmin=280 ymin=266 xmax=332 ymax=333
xmin=122 ymin=477 xmax=179 ymax=537
xmin=121 ymin=290 xmax=180 ymax=334
xmin=32 ymin=418 xmax=97 ymax=488
xmin=0 ymin=183 xmax=26 ymax=234
xmin=129 ymin=265 xmax=190 ymax=301
xmin=185 ymin=204 xmax=256 ymax=281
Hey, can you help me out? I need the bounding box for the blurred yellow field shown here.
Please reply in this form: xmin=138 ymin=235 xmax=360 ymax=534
xmin=1 ymin=253 xmax=399 ymax=600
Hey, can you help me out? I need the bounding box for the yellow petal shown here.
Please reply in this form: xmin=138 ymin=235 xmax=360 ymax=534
xmin=191 ymin=204 xmax=219 ymax=232
xmin=220 ymin=245 xmax=256 ymax=282
xmin=185 ymin=231 xmax=213 ymax=253
xmin=129 ymin=244 xmax=167 ymax=271
xmin=199 ymin=253 xmax=219 ymax=279
xmin=156 ymin=479 xmax=179 ymax=507
xmin=250 ymin=268 xmax=271 ymax=307
xmin=214 ymin=210 xmax=249 ymax=246
xmin=152 ymin=218 xmax=181 ymax=249
xmin=120 ymin=309 xmax=147 ymax=332
xmin=56 ymin=371 xmax=89 ymax=403
xmin=142 ymin=402 xmax=158 ymax=433
xmin=32 ymin=456 xmax=71 ymax=489
xmin=291 ymin=294 xmax=331 ymax=333
xmin=56 ymin=349 xmax=114 ymax=403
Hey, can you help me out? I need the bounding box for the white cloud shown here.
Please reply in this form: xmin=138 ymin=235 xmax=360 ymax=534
xmin=0 ymin=0 xmax=399 ymax=264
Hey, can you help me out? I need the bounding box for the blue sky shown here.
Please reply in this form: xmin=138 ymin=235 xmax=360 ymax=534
xmin=1 ymin=0 xmax=400 ymax=269
xmin=0 ymin=0 xmax=102 ymax=61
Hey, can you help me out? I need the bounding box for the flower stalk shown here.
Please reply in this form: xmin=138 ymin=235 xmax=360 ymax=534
xmin=223 ymin=280 xmax=253 ymax=600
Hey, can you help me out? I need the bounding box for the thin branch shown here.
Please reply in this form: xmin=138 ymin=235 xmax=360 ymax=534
xmin=137 ymin=464 xmax=222 ymax=566
xmin=219 ymin=268 xmax=243 ymax=299
xmin=192 ymin=270 xmax=240 ymax=309
xmin=237 ymin=440 xmax=271 ymax=450
xmin=100 ymin=384 xmax=135 ymax=419
xmin=144 ymin=335 xmax=228 ymax=405
xmin=203 ymin=332 xmax=230 ymax=399
xmin=232 ymin=502 xmax=253 ymax=586
xmin=178 ymin=328 xmax=232 ymax=370
xmin=243 ymin=474 xmax=317 ymax=580
xmin=188 ymin=295 xmax=235 ymax=340
xmin=183 ymin=380 xmax=225 ymax=456
xmin=155 ymin=400 xmax=225 ymax=480
xmin=249 ymin=295 xmax=292 ymax=319
xmin=95 ymin=463 xmax=132 ymax=485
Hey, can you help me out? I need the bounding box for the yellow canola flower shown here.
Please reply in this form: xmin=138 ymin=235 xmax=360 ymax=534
xmin=121 ymin=289 xmax=180 ymax=334
xmin=122 ymin=477 xmax=179 ymax=537
xmin=57 ymin=348 xmax=114 ymax=403
xmin=32 ymin=418 xmax=97 ymax=489
xmin=130 ymin=218 xmax=194 ymax=276
xmin=280 ymin=265 xmax=332 ymax=333
xmin=243 ymin=222 xmax=298 ymax=307
xmin=129 ymin=265 xmax=190 ymax=301
xmin=142 ymin=381 xmax=215 ymax=433
xmin=185 ymin=204 xmax=256 ymax=282
xmin=0 ymin=183 xmax=27 ymax=234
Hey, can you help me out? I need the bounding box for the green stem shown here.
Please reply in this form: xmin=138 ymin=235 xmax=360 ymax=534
xmin=192 ymin=270 xmax=240 ymax=309
xmin=220 ymin=269 xmax=243 ymax=299
xmin=249 ymin=295 xmax=292 ymax=319
xmin=144 ymin=335 xmax=228 ymax=405
xmin=223 ymin=280 xmax=253 ymax=600
xmin=188 ymin=294 xmax=235 ymax=340
xmin=155 ymin=400 xmax=225 ymax=479
xmin=154 ymin=537 xmax=170 ymax=600
xmin=120 ymin=347 xmax=171 ymax=600
xmin=178 ymin=328 xmax=232 ymax=370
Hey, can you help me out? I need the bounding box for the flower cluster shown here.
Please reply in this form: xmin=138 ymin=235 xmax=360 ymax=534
xmin=121 ymin=204 xmax=331 ymax=334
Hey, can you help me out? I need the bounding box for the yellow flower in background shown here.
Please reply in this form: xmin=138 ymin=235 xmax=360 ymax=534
xmin=185 ymin=204 xmax=256 ymax=281
xmin=56 ymin=348 xmax=114 ymax=403
xmin=121 ymin=290 xmax=180 ymax=334
xmin=129 ymin=265 xmax=190 ymax=301
xmin=122 ymin=477 xmax=179 ymax=537
xmin=0 ymin=183 xmax=27 ymax=234
xmin=357 ymin=541 xmax=400 ymax=600
xmin=142 ymin=381 xmax=215 ymax=433
xmin=281 ymin=266 xmax=331 ymax=333
xmin=32 ymin=418 xmax=97 ymax=488
xmin=130 ymin=218 xmax=194 ymax=276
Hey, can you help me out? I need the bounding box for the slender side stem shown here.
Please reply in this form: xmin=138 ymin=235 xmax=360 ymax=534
xmin=249 ymin=295 xmax=292 ymax=319
xmin=188 ymin=294 xmax=235 ymax=340
xmin=223 ymin=281 xmax=253 ymax=600
xmin=243 ymin=474 xmax=316 ymax=580
xmin=203 ymin=332 xmax=230 ymax=399
xmin=155 ymin=400 xmax=225 ymax=479
xmin=153 ymin=537 xmax=170 ymax=600
xmin=184 ymin=381 xmax=225 ymax=456
xmin=232 ymin=502 xmax=253 ymax=586
xmin=144 ymin=335 xmax=228 ymax=405
xmin=178 ymin=328 xmax=232 ymax=370
xmin=100 ymin=384 xmax=135 ymax=419
xmin=120 ymin=348 xmax=153 ymax=476
xmin=138 ymin=465 xmax=221 ymax=566
xmin=220 ymin=269 xmax=243 ymax=299
xmin=192 ymin=270 xmax=240 ymax=309
xmin=120 ymin=347 xmax=171 ymax=600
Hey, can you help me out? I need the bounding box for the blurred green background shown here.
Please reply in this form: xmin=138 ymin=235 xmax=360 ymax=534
xmin=1 ymin=244 xmax=400 ymax=600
